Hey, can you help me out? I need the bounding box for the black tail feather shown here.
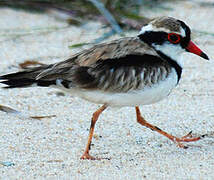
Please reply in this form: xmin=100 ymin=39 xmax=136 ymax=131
xmin=0 ymin=71 xmax=33 ymax=80
xmin=1 ymin=78 xmax=59 ymax=88
xmin=0 ymin=70 xmax=38 ymax=88
xmin=0 ymin=70 xmax=56 ymax=88
xmin=1 ymin=79 xmax=36 ymax=88
xmin=0 ymin=64 xmax=52 ymax=81
xmin=0 ymin=65 xmax=71 ymax=89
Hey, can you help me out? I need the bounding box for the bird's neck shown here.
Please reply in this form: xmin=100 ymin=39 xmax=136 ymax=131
xmin=138 ymin=34 xmax=184 ymax=68
xmin=155 ymin=48 xmax=183 ymax=84
xmin=152 ymin=43 xmax=184 ymax=68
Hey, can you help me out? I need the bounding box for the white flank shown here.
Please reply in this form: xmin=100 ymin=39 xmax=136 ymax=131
xmin=60 ymin=69 xmax=178 ymax=107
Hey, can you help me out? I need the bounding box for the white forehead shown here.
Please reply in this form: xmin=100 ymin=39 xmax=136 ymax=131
xmin=139 ymin=24 xmax=186 ymax=37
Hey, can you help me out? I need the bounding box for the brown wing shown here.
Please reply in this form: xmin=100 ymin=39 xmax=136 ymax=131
xmin=69 ymin=54 xmax=172 ymax=92
xmin=36 ymin=37 xmax=158 ymax=80
xmin=1 ymin=37 xmax=171 ymax=90
xmin=75 ymin=37 xmax=158 ymax=66
xmin=33 ymin=37 xmax=172 ymax=92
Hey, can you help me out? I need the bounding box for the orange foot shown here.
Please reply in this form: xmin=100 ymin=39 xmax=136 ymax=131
xmin=80 ymin=153 xmax=100 ymax=160
xmin=173 ymin=131 xmax=206 ymax=148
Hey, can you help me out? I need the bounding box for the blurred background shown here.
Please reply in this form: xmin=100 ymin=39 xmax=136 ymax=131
xmin=0 ymin=0 xmax=213 ymax=69
xmin=0 ymin=0 xmax=171 ymax=32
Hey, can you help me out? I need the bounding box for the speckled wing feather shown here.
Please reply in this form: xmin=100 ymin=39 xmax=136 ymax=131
xmin=36 ymin=37 xmax=158 ymax=79
xmin=35 ymin=37 xmax=171 ymax=92
xmin=0 ymin=37 xmax=171 ymax=91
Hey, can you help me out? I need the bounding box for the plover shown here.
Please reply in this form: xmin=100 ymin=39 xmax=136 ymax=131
xmin=0 ymin=17 xmax=209 ymax=160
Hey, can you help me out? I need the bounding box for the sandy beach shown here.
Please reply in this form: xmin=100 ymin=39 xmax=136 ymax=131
xmin=0 ymin=0 xmax=214 ymax=179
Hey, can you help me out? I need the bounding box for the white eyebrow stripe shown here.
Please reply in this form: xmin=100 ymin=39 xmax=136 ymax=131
xmin=139 ymin=24 xmax=186 ymax=38
xmin=139 ymin=24 xmax=153 ymax=34
xmin=180 ymin=27 xmax=186 ymax=37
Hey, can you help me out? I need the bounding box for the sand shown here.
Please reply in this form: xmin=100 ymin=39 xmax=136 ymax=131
xmin=0 ymin=0 xmax=214 ymax=179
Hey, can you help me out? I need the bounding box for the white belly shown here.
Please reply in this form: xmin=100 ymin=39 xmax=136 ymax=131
xmin=55 ymin=69 xmax=178 ymax=107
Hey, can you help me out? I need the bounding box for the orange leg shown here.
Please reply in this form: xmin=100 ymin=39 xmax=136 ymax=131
xmin=80 ymin=105 xmax=107 ymax=160
xmin=135 ymin=106 xmax=203 ymax=148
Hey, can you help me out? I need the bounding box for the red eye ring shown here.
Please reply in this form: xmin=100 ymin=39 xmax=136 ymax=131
xmin=168 ymin=33 xmax=181 ymax=44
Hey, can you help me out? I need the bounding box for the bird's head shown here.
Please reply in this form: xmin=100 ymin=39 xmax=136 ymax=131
xmin=138 ymin=16 xmax=209 ymax=64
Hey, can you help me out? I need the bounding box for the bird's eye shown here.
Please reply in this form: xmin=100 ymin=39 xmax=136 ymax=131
xmin=168 ymin=33 xmax=181 ymax=44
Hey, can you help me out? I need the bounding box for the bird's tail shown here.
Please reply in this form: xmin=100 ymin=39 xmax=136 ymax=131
xmin=0 ymin=65 xmax=57 ymax=88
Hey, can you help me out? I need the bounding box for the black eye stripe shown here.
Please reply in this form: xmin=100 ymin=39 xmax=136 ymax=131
xmin=138 ymin=21 xmax=191 ymax=49
xmin=138 ymin=30 xmax=191 ymax=48
xmin=177 ymin=20 xmax=191 ymax=48
xmin=177 ymin=20 xmax=191 ymax=38
xmin=138 ymin=31 xmax=168 ymax=45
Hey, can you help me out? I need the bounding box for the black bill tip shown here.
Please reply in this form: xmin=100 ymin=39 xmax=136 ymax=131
xmin=200 ymin=52 xmax=209 ymax=60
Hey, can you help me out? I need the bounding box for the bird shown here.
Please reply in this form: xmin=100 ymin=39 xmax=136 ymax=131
xmin=0 ymin=16 xmax=209 ymax=160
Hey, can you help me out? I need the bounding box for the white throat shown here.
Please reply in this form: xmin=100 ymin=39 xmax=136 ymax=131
xmin=153 ymin=43 xmax=185 ymax=67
